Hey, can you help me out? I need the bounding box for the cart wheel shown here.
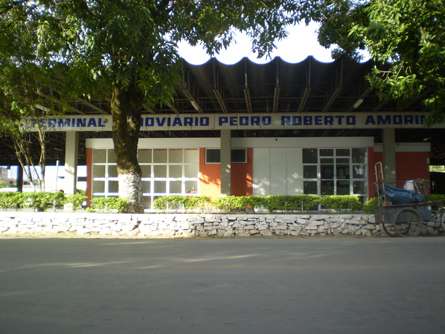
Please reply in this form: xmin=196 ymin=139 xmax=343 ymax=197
xmin=382 ymin=215 xmax=399 ymax=237
xmin=392 ymin=208 xmax=423 ymax=237
xmin=440 ymin=209 xmax=445 ymax=233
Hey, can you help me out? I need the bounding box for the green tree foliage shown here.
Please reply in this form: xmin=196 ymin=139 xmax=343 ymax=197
xmin=0 ymin=1 xmax=76 ymax=190
xmin=1 ymin=0 xmax=312 ymax=212
xmin=315 ymin=0 xmax=445 ymax=124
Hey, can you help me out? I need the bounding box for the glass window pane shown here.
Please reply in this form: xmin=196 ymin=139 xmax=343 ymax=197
xmin=304 ymin=165 xmax=317 ymax=178
xmin=154 ymin=165 xmax=167 ymax=178
xmin=353 ymin=181 xmax=367 ymax=194
xmin=304 ymin=181 xmax=317 ymax=194
xmin=303 ymin=149 xmax=317 ymax=163
xmin=321 ymin=181 xmax=334 ymax=195
xmin=336 ymin=149 xmax=350 ymax=156
xmin=92 ymin=149 xmax=106 ymax=163
xmin=320 ymin=149 xmax=334 ymax=156
xmin=169 ymin=149 xmax=183 ymax=163
xmin=185 ymin=181 xmax=198 ymax=193
xmin=337 ymin=180 xmax=350 ymax=195
xmin=153 ymin=149 xmax=167 ymax=163
xmin=143 ymin=196 xmax=152 ymax=209
xmin=184 ymin=165 xmax=199 ymax=178
xmin=141 ymin=165 xmax=151 ymax=178
xmin=336 ymin=165 xmax=350 ymax=179
xmin=169 ymin=165 xmax=182 ymax=178
xmin=93 ymin=180 xmax=105 ymax=193
xmin=352 ymin=148 xmax=367 ymax=163
xmin=142 ymin=181 xmax=151 ymax=193
xmin=108 ymin=181 xmax=119 ymax=193
xmin=353 ymin=165 xmax=367 ymax=178
xmin=337 ymin=158 xmax=349 ymax=164
xmin=169 ymin=181 xmax=182 ymax=194
xmin=108 ymin=165 xmax=118 ymax=178
xmin=184 ymin=149 xmax=199 ymax=163
xmin=321 ymin=165 xmax=334 ymax=179
xmin=154 ymin=181 xmax=166 ymax=193
xmin=231 ymin=149 xmax=246 ymax=163
xmin=206 ymin=149 xmax=220 ymax=163
xmin=93 ymin=165 xmax=105 ymax=178
xmin=139 ymin=149 xmax=152 ymax=163
xmin=320 ymin=158 xmax=334 ymax=164
xmin=108 ymin=149 xmax=116 ymax=163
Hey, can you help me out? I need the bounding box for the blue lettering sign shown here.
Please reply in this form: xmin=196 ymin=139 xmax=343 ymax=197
xmin=219 ymin=116 xmax=228 ymax=126
xmin=200 ymin=117 xmax=209 ymax=126
xmin=365 ymin=116 xmax=376 ymax=125
xmin=377 ymin=115 xmax=391 ymax=125
xmin=87 ymin=118 xmax=97 ymax=127
xmin=156 ymin=117 xmax=166 ymax=126
xmin=251 ymin=116 xmax=260 ymax=126
xmin=346 ymin=116 xmax=356 ymax=125
xmin=58 ymin=119 xmax=70 ymax=127
xmin=281 ymin=116 xmax=290 ymax=125
xmin=393 ymin=115 xmax=402 ymax=125
xmin=262 ymin=116 xmax=272 ymax=126
xmin=172 ymin=117 xmax=182 ymax=126
xmin=77 ymin=118 xmax=86 ymax=127
xmin=404 ymin=115 xmax=413 ymax=124
xmin=335 ymin=115 xmax=345 ymax=125
xmin=292 ymin=116 xmax=302 ymax=125
xmin=184 ymin=117 xmax=193 ymax=126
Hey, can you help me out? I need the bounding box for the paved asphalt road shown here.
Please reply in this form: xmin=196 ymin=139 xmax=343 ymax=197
xmin=0 ymin=236 xmax=444 ymax=334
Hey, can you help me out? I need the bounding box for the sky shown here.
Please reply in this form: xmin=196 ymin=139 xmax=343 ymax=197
xmin=178 ymin=22 xmax=338 ymax=65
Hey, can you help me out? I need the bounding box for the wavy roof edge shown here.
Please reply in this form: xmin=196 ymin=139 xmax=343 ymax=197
xmin=182 ymin=55 xmax=374 ymax=67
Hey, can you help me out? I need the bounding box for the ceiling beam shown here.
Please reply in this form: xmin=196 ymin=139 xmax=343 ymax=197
xmin=272 ymin=87 xmax=280 ymax=113
xmin=167 ymin=103 xmax=180 ymax=114
xmin=75 ymin=98 xmax=109 ymax=115
xmin=372 ymin=99 xmax=390 ymax=112
xmin=272 ymin=59 xmax=280 ymax=113
xmin=182 ymin=89 xmax=203 ymax=113
xmin=298 ymin=87 xmax=311 ymax=112
xmin=347 ymin=87 xmax=372 ymax=112
xmin=322 ymin=86 xmax=342 ymax=112
xmin=36 ymin=91 xmax=85 ymax=114
xmin=213 ymin=89 xmax=228 ymax=113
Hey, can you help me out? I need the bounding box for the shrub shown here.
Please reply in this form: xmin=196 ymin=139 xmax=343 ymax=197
xmin=319 ymin=195 xmax=362 ymax=213
xmin=88 ymin=197 xmax=128 ymax=213
xmin=185 ymin=196 xmax=212 ymax=212
xmin=212 ymin=196 xmax=252 ymax=213
xmin=0 ymin=192 xmax=23 ymax=209
xmin=63 ymin=192 xmax=87 ymax=211
xmin=363 ymin=197 xmax=378 ymax=214
xmin=20 ymin=192 xmax=61 ymax=211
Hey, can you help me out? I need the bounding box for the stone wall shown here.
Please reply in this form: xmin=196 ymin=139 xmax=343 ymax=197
xmin=0 ymin=212 xmax=441 ymax=238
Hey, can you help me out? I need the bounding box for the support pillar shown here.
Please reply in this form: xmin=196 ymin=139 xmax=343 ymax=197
xmin=382 ymin=128 xmax=396 ymax=184
xmin=16 ymin=166 xmax=23 ymax=192
xmin=64 ymin=132 xmax=79 ymax=210
xmin=220 ymin=130 xmax=231 ymax=196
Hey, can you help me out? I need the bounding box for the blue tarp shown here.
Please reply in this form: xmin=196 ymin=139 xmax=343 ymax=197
xmin=383 ymin=184 xmax=423 ymax=205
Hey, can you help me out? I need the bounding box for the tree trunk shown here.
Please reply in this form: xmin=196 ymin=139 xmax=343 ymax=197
xmin=111 ymin=82 xmax=144 ymax=213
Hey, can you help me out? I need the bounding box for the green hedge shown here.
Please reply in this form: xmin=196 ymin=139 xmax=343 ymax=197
xmin=152 ymin=194 xmax=378 ymax=213
xmin=0 ymin=191 xmax=87 ymax=212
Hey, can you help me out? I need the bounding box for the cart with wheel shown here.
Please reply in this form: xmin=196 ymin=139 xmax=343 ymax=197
xmin=374 ymin=162 xmax=445 ymax=237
